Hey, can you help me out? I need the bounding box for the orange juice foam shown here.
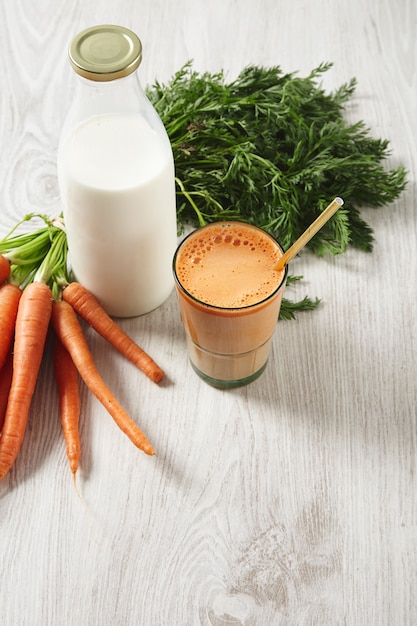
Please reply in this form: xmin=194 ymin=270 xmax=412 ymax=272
xmin=175 ymin=222 xmax=285 ymax=308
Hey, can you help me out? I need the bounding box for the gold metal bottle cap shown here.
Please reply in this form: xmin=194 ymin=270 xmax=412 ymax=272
xmin=68 ymin=25 xmax=142 ymax=81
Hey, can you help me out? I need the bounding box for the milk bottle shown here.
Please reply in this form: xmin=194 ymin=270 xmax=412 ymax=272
xmin=57 ymin=25 xmax=177 ymax=317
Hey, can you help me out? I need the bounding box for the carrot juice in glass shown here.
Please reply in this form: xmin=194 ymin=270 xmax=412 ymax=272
xmin=173 ymin=221 xmax=288 ymax=388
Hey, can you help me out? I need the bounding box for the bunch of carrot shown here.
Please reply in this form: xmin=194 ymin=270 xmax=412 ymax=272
xmin=0 ymin=214 xmax=163 ymax=482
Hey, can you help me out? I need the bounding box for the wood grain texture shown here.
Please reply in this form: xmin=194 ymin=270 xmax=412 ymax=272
xmin=0 ymin=0 xmax=416 ymax=624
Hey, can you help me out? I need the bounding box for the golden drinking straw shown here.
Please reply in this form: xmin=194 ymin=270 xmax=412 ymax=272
xmin=273 ymin=196 xmax=344 ymax=271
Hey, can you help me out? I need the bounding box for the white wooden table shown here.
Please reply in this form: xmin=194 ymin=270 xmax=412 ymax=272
xmin=1 ymin=1 xmax=416 ymax=624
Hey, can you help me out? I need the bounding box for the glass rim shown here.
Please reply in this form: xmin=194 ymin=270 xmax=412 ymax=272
xmin=172 ymin=221 xmax=288 ymax=312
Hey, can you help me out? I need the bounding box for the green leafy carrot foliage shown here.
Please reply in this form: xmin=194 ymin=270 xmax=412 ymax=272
xmin=0 ymin=214 xmax=72 ymax=297
xmin=148 ymin=62 xmax=406 ymax=253
xmin=147 ymin=62 xmax=406 ymax=318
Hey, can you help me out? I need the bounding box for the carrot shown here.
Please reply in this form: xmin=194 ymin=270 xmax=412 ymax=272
xmin=62 ymin=282 xmax=164 ymax=383
xmin=0 ymin=254 xmax=10 ymax=284
xmin=0 ymin=350 xmax=13 ymax=432
xmin=0 ymin=283 xmax=22 ymax=370
xmin=0 ymin=282 xmax=52 ymax=479
xmin=51 ymin=300 xmax=155 ymax=456
xmin=53 ymin=334 xmax=81 ymax=480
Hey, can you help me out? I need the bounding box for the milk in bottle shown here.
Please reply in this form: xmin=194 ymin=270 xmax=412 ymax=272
xmin=58 ymin=25 xmax=177 ymax=317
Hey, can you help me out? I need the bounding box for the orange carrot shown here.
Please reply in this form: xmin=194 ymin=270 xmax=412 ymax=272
xmin=0 ymin=350 xmax=13 ymax=432
xmin=51 ymin=300 xmax=155 ymax=456
xmin=0 ymin=254 xmax=10 ymax=284
xmin=62 ymin=282 xmax=164 ymax=383
xmin=53 ymin=334 xmax=81 ymax=479
xmin=0 ymin=283 xmax=22 ymax=370
xmin=0 ymin=282 xmax=52 ymax=479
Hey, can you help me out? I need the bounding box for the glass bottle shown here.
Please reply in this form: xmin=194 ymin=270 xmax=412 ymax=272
xmin=57 ymin=25 xmax=177 ymax=317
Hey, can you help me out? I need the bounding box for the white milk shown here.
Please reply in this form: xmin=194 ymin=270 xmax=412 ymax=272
xmin=58 ymin=113 xmax=177 ymax=317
